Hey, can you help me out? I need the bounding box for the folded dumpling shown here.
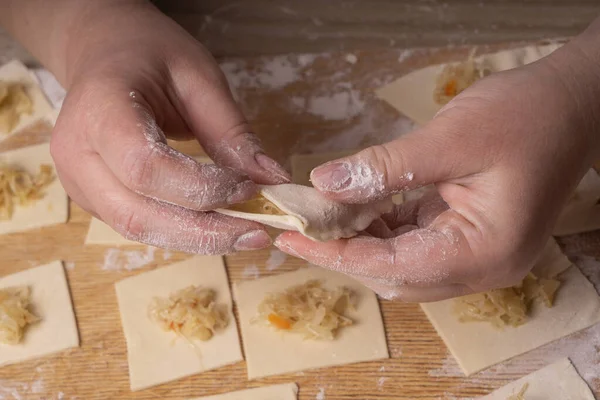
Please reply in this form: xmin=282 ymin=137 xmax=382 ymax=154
xmin=216 ymin=184 xmax=393 ymax=241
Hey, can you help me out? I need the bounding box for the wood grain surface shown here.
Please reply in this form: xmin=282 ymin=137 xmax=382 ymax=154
xmin=1 ymin=44 xmax=600 ymax=400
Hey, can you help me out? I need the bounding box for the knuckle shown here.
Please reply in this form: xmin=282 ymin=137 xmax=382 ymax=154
xmin=123 ymin=144 xmax=161 ymax=194
xmin=110 ymin=204 xmax=146 ymax=241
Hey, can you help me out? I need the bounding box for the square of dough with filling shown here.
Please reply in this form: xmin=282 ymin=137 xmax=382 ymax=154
xmin=0 ymin=143 xmax=68 ymax=235
xmin=190 ymin=383 xmax=298 ymax=400
xmin=376 ymin=44 xmax=562 ymax=125
xmin=479 ymin=358 xmax=594 ymax=399
xmin=115 ymin=256 xmax=243 ymax=391
xmin=421 ymin=239 xmax=600 ymax=376
xmin=234 ymin=267 xmax=389 ymax=379
xmin=0 ymin=60 xmax=53 ymax=138
xmin=0 ymin=261 xmax=79 ymax=367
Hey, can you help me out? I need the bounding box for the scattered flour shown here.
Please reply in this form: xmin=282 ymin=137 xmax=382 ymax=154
xmin=220 ymin=56 xmax=303 ymax=91
xmin=345 ymin=54 xmax=358 ymax=64
xmin=397 ymin=49 xmax=415 ymax=64
xmin=316 ymin=388 xmax=326 ymax=400
xmin=101 ymin=247 xmax=156 ymax=271
xmin=64 ymin=262 xmax=75 ymax=271
xmin=266 ymin=249 xmax=287 ymax=271
xmin=162 ymin=250 xmax=173 ymax=261
xmin=242 ymin=264 xmax=260 ymax=279
xmin=307 ymin=90 xmax=365 ymax=121
xmin=377 ymin=376 xmax=387 ymax=390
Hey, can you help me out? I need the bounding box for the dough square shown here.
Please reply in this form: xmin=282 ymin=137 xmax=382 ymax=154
xmin=115 ymin=256 xmax=243 ymax=391
xmin=0 ymin=60 xmax=54 ymax=138
xmin=421 ymin=239 xmax=600 ymax=376
xmin=234 ymin=267 xmax=389 ymax=379
xmin=85 ymin=217 xmax=139 ymax=246
xmin=0 ymin=261 xmax=79 ymax=367
xmin=480 ymin=358 xmax=594 ymax=399
xmin=189 ymin=383 xmax=298 ymax=400
xmin=376 ymin=44 xmax=562 ymax=125
xmin=0 ymin=143 xmax=68 ymax=235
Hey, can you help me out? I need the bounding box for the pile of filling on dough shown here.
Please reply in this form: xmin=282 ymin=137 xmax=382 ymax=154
xmin=507 ymin=383 xmax=529 ymax=400
xmin=149 ymin=285 xmax=229 ymax=341
xmin=256 ymin=280 xmax=355 ymax=340
xmin=434 ymin=52 xmax=487 ymax=105
xmin=0 ymin=163 xmax=55 ymax=220
xmin=226 ymin=194 xmax=286 ymax=216
xmin=0 ymin=286 xmax=40 ymax=345
xmin=454 ymin=274 xmax=561 ymax=329
xmin=0 ymin=81 xmax=33 ymax=134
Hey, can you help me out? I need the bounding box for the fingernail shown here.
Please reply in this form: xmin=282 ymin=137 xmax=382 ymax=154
xmin=255 ymin=153 xmax=291 ymax=183
xmin=227 ymin=180 xmax=257 ymax=204
xmin=234 ymin=230 xmax=272 ymax=251
xmin=310 ymin=162 xmax=351 ymax=192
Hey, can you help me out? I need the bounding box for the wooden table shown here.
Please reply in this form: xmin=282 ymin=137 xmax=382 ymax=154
xmin=1 ymin=44 xmax=600 ymax=400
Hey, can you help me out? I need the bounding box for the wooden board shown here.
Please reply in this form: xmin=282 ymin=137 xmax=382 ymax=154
xmin=1 ymin=45 xmax=600 ymax=400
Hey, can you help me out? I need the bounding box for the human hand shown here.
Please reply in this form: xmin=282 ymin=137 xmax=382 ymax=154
xmin=49 ymin=2 xmax=290 ymax=253
xmin=275 ymin=42 xmax=600 ymax=302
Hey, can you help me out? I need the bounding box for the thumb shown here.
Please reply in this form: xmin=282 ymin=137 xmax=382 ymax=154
xmin=310 ymin=129 xmax=460 ymax=203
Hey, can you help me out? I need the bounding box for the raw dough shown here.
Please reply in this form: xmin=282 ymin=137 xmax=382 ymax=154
xmin=217 ymin=184 xmax=394 ymax=241
xmin=421 ymin=238 xmax=600 ymax=375
xmin=85 ymin=156 xmax=212 ymax=246
xmin=0 ymin=261 xmax=79 ymax=367
xmin=115 ymin=256 xmax=243 ymax=391
xmin=376 ymin=43 xmax=562 ymax=125
xmin=85 ymin=218 xmax=139 ymax=246
xmin=291 ymin=151 xmax=405 ymax=206
xmin=234 ymin=267 xmax=389 ymax=379
xmin=190 ymin=383 xmax=298 ymax=400
xmin=479 ymin=358 xmax=594 ymax=399
xmin=0 ymin=143 xmax=68 ymax=235
xmin=0 ymin=60 xmax=53 ymax=138
xmin=554 ymin=169 xmax=600 ymax=236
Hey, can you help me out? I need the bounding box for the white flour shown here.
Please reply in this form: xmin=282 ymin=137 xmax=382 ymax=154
xmin=242 ymin=264 xmax=260 ymax=279
xmin=65 ymin=262 xmax=75 ymax=271
xmin=316 ymin=387 xmax=326 ymax=400
xmin=265 ymin=249 xmax=287 ymax=271
xmin=101 ymin=247 xmax=156 ymax=271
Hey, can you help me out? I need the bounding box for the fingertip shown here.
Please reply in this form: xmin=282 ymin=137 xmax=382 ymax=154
xmin=273 ymin=232 xmax=307 ymax=258
xmin=255 ymin=153 xmax=291 ymax=184
xmin=233 ymin=230 xmax=272 ymax=251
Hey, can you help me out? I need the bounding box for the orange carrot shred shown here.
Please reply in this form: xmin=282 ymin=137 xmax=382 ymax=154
xmin=268 ymin=313 xmax=292 ymax=330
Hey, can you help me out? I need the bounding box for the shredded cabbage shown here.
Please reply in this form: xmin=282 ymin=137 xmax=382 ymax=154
xmin=434 ymin=52 xmax=487 ymax=105
xmin=0 ymin=163 xmax=55 ymax=220
xmin=454 ymin=274 xmax=561 ymax=329
xmin=226 ymin=194 xmax=286 ymax=215
xmin=256 ymin=280 xmax=355 ymax=340
xmin=0 ymin=286 xmax=39 ymax=345
xmin=0 ymin=81 xmax=33 ymax=134
xmin=149 ymin=286 xmax=229 ymax=341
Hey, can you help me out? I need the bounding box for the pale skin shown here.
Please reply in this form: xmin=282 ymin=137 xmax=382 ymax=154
xmin=2 ymin=0 xmax=600 ymax=302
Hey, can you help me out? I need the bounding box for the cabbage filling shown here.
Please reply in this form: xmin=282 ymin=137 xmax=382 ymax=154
xmin=434 ymin=53 xmax=487 ymax=105
xmin=256 ymin=280 xmax=355 ymax=340
xmin=0 ymin=163 xmax=55 ymax=220
xmin=149 ymin=286 xmax=229 ymax=341
xmin=226 ymin=194 xmax=286 ymax=216
xmin=0 ymin=81 xmax=33 ymax=134
xmin=454 ymin=274 xmax=561 ymax=329
xmin=0 ymin=286 xmax=40 ymax=345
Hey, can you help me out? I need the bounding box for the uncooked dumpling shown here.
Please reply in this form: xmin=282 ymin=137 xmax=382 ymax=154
xmin=216 ymin=184 xmax=393 ymax=241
